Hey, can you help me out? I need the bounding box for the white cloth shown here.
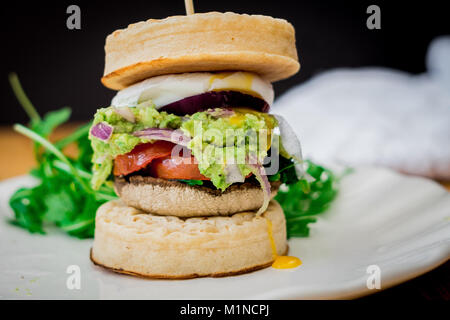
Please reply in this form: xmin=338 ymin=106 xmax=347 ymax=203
xmin=274 ymin=36 xmax=450 ymax=180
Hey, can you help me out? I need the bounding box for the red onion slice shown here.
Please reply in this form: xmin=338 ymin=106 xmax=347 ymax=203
xmin=113 ymin=107 xmax=135 ymax=123
xmin=159 ymin=91 xmax=270 ymax=116
xmin=133 ymin=128 xmax=191 ymax=146
xmin=274 ymin=114 xmax=305 ymax=179
xmin=247 ymin=160 xmax=271 ymax=215
xmin=90 ymin=122 xmax=113 ymax=141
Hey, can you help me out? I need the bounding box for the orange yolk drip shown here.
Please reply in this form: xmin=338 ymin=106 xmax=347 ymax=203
xmin=265 ymin=218 xmax=302 ymax=269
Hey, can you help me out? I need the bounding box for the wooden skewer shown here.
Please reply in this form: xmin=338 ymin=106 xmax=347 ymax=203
xmin=184 ymin=0 xmax=195 ymax=15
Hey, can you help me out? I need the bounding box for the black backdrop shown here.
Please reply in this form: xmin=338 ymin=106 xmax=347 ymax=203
xmin=1 ymin=0 xmax=449 ymax=124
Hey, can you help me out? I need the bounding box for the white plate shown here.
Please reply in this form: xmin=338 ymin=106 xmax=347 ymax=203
xmin=0 ymin=166 xmax=449 ymax=299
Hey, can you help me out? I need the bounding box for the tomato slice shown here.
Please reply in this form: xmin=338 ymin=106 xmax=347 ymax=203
xmin=113 ymin=141 xmax=175 ymax=176
xmin=113 ymin=141 xmax=209 ymax=181
xmin=149 ymin=155 xmax=210 ymax=180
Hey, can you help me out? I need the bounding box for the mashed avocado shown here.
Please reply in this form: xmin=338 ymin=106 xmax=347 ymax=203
xmin=89 ymin=102 xmax=277 ymax=191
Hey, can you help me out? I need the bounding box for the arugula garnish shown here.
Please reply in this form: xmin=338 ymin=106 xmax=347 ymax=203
xmin=177 ymin=179 xmax=204 ymax=186
xmin=275 ymin=160 xmax=338 ymax=238
xmin=268 ymin=155 xmax=299 ymax=185
xmin=7 ymin=73 xmax=117 ymax=238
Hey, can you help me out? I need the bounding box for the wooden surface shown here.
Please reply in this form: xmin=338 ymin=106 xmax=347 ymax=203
xmin=0 ymin=124 xmax=448 ymax=300
xmin=0 ymin=124 xmax=81 ymax=180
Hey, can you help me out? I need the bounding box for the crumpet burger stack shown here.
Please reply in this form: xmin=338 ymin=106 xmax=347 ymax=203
xmin=89 ymin=11 xmax=306 ymax=278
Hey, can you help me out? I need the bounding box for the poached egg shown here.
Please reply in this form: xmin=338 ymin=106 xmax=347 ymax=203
xmin=111 ymin=71 xmax=274 ymax=109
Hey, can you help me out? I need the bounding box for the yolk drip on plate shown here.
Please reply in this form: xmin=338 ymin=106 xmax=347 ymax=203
xmin=265 ymin=218 xmax=302 ymax=269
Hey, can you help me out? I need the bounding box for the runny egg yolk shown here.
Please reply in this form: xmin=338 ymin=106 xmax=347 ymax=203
xmin=228 ymin=113 xmax=246 ymax=126
xmin=208 ymin=72 xmax=255 ymax=96
xmin=265 ymin=218 xmax=302 ymax=269
xmin=227 ymin=108 xmax=274 ymax=150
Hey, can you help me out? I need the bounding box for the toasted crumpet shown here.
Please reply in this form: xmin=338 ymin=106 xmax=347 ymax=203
xmin=91 ymin=199 xmax=287 ymax=278
xmin=102 ymin=12 xmax=300 ymax=90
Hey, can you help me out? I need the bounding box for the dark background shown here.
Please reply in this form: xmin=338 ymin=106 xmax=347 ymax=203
xmin=1 ymin=0 xmax=449 ymax=124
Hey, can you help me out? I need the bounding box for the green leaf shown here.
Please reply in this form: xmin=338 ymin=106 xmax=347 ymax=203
xmin=43 ymin=190 xmax=76 ymax=224
xmin=54 ymin=122 xmax=91 ymax=149
xmin=275 ymin=160 xmax=338 ymax=238
xmin=268 ymin=172 xmax=280 ymax=182
xmin=13 ymin=124 xmax=92 ymax=194
xmin=266 ymin=154 xmax=299 ymax=185
xmin=285 ymin=217 xmax=317 ymax=237
xmin=9 ymin=187 xmax=46 ymax=234
xmin=32 ymin=107 xmax=71 ymax=138
xmin=8 ymin=73 xmax=117 ymax=238
xmin=177 ymin=179 xmax=204 ymax=186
